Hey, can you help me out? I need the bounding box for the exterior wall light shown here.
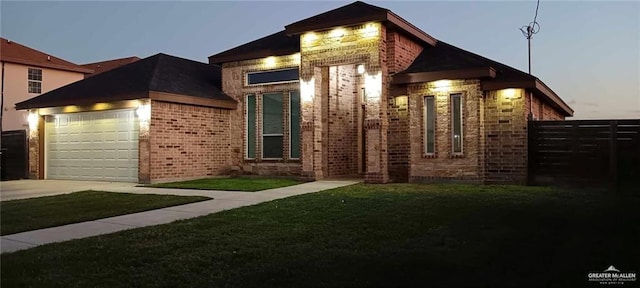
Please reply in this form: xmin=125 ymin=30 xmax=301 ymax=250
xmin=357 ymin=64 xmax=365 ymax=74
xmin=329 ymin=28 xmax=346 ymax=39
xmin=360 ymin=23 xmax=379 ymax=38
xmin=300 ymin=77 xmax=315 ymax=103
xmin=292 ymin=53 xmax=301 ymax=65
xmin=433 ymin=80 xmax=452 ymax=92
xmin=501 ymin=88 xmax=518 ymax=99
xmin=302 ymin=32 xmax=318 ymax=44
xmin=27 ymin=110 xmax=39 ymax=138
xmin=136 ymin=101 xmax=151 ymax=122
xmin=364 ymin=71 xmax=382 ymax=100
xmin=264 ymin=56 xmax=277 ymax=68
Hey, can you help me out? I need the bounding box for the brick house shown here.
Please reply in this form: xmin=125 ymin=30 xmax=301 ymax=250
xmin=17 ymin=1 xmax=572 ymax=184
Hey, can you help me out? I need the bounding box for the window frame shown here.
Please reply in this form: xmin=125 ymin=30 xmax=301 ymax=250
xmin=245 ymin=68 xmax=300 ymax=87
xmin=245 ymin=94 xmax=256 ymax=160
xmin=450 ymin=93 xmax=464 ymax=155
xmin=289 ymin=91 xmax=301 ymax=160
xmin=261 ymin=92 xmax=285 ymax=160
xmin=423 ymin=95 xmax=436 ymax=156
xmin=28 ymin=68 xmax=42 ymax=93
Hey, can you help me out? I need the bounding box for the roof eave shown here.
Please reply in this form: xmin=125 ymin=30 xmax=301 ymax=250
xmin=392 ymin=67 xmax=496 ymax=84
xmin=284 ymin=12 xmax=388 ymax=35
xmin=386 ymin=11 xmax=437 ymax=46
xmin=149 ymin=91 xmax=237 ymax=110
xmin=1 ymin=57 xmax=94 ymax=74
xmin=208 ymin=48 xmax=300 ymax=65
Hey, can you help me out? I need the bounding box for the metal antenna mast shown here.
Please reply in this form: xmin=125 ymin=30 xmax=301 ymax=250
xmin=520 ymin=0 xmax=541 ymax=74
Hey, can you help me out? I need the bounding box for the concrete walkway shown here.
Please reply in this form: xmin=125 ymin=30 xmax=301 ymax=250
xmin=0 ymin=180 xmax=358 ymax=253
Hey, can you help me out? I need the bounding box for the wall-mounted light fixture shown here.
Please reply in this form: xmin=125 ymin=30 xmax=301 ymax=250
xmin=264 ymin=56 xmax=277 ymax=68
xmin=364 ymin=71 xmax=382 ymax=100
xmin=329 ymin=28 xmax=346 ymax=39
xmin=302 ymin=32 xmax=318 ymax=44
xmin=500 ymin=88 xmax=518 ymax=99
xmin=360 ymin=23 xmax=379 ymax=38
xmin=300 ymin=77 xmax=315 ymax=103
xmin=27 ymin=110 xmax=39 ymax=138
xmin=432 ymin=80 xmax=452 ymax=92
xmin=357 ymin=64 xmax=365 ymax=74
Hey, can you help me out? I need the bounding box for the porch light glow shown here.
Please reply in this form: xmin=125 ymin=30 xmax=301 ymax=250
xmin=360 ymin=23 xmax=379 ymax=38
xmin=302 ymin=32 xmax=318 ymax=44
xmin=291 ymin=53 xmax=301 ymax=65
xmin=136 ymin=101 xmax=151 ymax=122
xmin=357 ymin=64 xmax=365 ymax=74
xmin=329 ymin=28 xmax=346 ymax=39
xmin=264 ymin=56 xmax=277 ymax=68
xmin=364 ymin=71 xmax=382 ymax=100
xmin=300 ymin=77 xmax=315 ymax=103
xmin=433 ymin=80 xmax=452 ymax=92
xmin=27 ymin=110 xmax=39 ymax=135
xmin=501 ymin=88 xmax=517 ymax=99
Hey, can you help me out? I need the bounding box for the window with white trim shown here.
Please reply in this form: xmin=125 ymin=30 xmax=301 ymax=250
xmin=451 ymin=93 xmax=463 ymax=154
xmin=424 ymin=96 xmax=436 ymax=155
xmin=246 ymin=94 xmax=256 ymax=159
xmin=262 ymin=92 xmax=284 ymax=159
xmin=28 ymin=68 xmax=42 ymax=93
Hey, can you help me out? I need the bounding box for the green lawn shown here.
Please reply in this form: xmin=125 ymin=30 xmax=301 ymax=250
xmin=0 ymin=191 xmax=210 ymax=235
xmin=148 ymin=177 xmax=301 ymax=191
xmin=2 ymin=184 xmax=639 ymax=287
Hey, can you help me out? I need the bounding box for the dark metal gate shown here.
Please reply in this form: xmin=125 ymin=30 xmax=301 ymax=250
xmin=1 ymin=130 xmax=28 ymax=181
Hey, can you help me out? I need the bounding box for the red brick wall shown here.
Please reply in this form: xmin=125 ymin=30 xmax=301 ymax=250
xmin=484 ymin=89 xmax=528 ymax=184
xmin=386 ymin=31 xmax=424 ymax=74
xmin=408 ymin=80 xmax=484 ymax=183
xmin=386 ymin=31 xmax=423 ymax=182
xmin=148 ymin=100 xmax=231 ymax=182
xmin=525 ymin=93 xmax=565 ymax=121
xmin=327 ymin=65 xmax=359 ymax=177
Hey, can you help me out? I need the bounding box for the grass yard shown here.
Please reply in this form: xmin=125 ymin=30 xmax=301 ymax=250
xmin=0 ymin=191 xmax=210 ymax=235
xmin=2 ymin=184 xmax=639 ymax=287
xmin=148 ymin=177 xmax=301 ymax=191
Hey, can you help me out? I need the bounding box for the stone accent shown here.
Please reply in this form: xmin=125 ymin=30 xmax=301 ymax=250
xmin=148 ymin=100 xmax=231 ymax=183
xmin=484 ymin=89 xmax=528 ymax=184
xmin=27 ymin=116 xmax=44 ymax=179
xmin=407 ymin=80 xmax=484 ymax=183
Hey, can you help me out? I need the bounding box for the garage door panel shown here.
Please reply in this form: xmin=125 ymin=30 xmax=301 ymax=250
xmin=46 ymin=109 xmax=139 ymax=182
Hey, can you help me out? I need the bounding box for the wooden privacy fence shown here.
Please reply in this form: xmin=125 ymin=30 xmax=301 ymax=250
xmin=528 ymin=120 xmax=640 ymax=193
xmin=1 ymin=130 xmax=29 ymax=181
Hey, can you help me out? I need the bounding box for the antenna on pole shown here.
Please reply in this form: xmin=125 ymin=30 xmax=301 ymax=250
xmin=519 ymin=0 xmax=541 ymax=75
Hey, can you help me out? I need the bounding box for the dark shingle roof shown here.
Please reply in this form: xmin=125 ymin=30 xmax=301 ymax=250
xmin=82 ymin=56 xmax=141 ymax=77
xmin=208 ymin=31 xmax=300 ymax=65
xmin=16 ymin=53 xmax=234 ymax=110
xmin=402 ymin=41 xmax=532 ymax=82
xmin=284 ymin=1 xmax=389 ymax=34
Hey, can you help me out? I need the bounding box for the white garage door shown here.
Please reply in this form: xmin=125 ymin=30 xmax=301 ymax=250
xmin=45 ymin=109 xmax=139 ymax=182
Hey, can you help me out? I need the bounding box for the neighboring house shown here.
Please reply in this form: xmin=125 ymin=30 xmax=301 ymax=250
xmin=17 ymin=1 xmax=573 ymax=184
xmin=0 ymin=38 xmax=93 ymax=133
xmin=81 ymin=56 xmax=140 ymax=78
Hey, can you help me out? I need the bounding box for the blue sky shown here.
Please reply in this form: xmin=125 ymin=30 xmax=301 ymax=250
xmin=2 ymin=1 xmax=638 ymax=119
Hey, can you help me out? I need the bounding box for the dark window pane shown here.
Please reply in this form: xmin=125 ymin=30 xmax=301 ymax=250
xmin=263 ymin=136 xmax=283 ymax=158
xmin=246 ymin=94 xmax=256 ymax=158
xmin=425 ymin=96 xmax=435 ymax=154
xmin=28 ymin=81 xmax=41 ymax=93
xmin=263 ymin=93 xmax=283 ymax=135
xmin=290 ymin=91 xmax=300 ymax=158
xmin=28 ymin=68 xmax=42 ymax=81
xmin=247 ymin=69 xmax=299 ymax=85
xmin=452 ymin=94 xmax=462 ymax=153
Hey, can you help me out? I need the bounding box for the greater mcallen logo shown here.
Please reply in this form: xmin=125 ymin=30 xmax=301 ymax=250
xmin=588 ymin=265 xmax=636 ymax=285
